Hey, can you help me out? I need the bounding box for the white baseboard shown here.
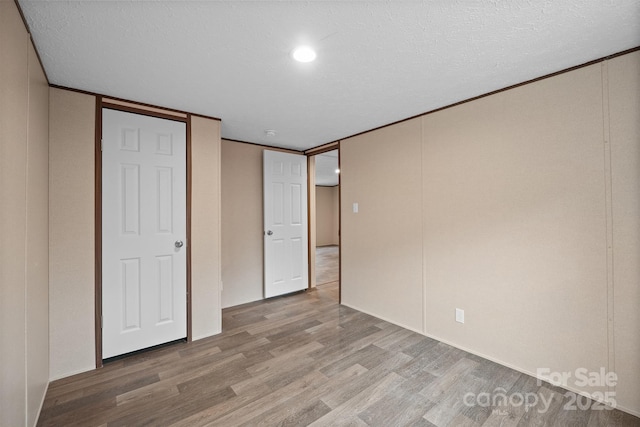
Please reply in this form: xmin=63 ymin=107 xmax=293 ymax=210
xmin=340 ymin=301 xmax=424 ymax=335
xmin=49 ymin=365 xmax=94 ymax=382
xmin=192 ymin=329 xmax=222 ymax=341
xmin=33 ymin=381 xmax=49 ymax=427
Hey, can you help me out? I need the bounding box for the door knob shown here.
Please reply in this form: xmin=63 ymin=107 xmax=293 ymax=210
xmin=266 ymin=230 xmax=273 ymax=236
xmin=175 ymin=240 xmax=184 ymax=248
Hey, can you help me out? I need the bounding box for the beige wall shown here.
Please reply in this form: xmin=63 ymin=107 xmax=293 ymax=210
xmin=220 ymin=141 xmax=306 ymax=307
xmin=191 ymin=116 xmax=222 ymax=338
xmin=49 ymin=88 xmax=96 ymax=380
xmin=26 ymin=42 xmax=50 ymax=427
xmin=333 ymin=184 xmax=339 ymax=245
xmin=1 ymin=3 xmax=28 ymax=423
xmin=422 ymin=63 xmax=609 ymax=394
xmin=316 ymin=186 xmax=339 ymax=246
xmin=341 ymin=118 xmax=424 ymax=333
xmin=308 ymin=156 xmax=316 ymax=288
xmin=340 ymin=52 xmax=640 ymax=416
xmin=49 ymin=91 xmax=223 ymax=375
xmin=609 ymin=52 xmax=640 ymax=415
xmin=1 ymin=1 xmax=50 ymax=425
xmin=221 ymin=140 xmax=264 ymax=308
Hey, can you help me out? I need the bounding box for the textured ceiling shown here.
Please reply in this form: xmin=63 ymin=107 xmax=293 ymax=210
xmin=19 ymin=0 xmax=640 ymax=151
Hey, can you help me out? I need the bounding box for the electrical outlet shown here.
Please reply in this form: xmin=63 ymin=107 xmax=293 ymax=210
xmin=353 ymin=202 xmax=359 ymax=213
xmin=455 ymin=308 xmax=464 ymax=324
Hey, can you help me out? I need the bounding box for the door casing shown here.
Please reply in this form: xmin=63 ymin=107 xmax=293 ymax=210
xmin=305 ymin=143 xmax=341 ymax=303
xmin=94 ymin=98 xmax=193 ymax=367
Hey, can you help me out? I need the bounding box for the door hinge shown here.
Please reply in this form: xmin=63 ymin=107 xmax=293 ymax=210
xmin=100 ymin=139 xmax=103 ymax=152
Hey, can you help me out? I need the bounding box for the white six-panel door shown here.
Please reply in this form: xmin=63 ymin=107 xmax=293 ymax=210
xmin=263 ymin=150 xmax=309 ymax=298
xmin=102 ymin=109 xmax=187 ymax=359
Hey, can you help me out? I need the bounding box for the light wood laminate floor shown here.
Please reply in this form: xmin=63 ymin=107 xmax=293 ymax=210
xmin=38 ymin=282 xmax=639 ymax=426
xmin=316 ymin=245 xmax=339 ymax=286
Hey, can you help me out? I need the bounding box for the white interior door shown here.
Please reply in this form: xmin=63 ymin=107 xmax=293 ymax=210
xmin=264 ymin=150 xmax=309 ymax=298
xmin=102 ymin=109 xmax=187 ymax=359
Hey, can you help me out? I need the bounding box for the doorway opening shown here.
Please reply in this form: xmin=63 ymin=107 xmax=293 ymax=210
xmin=310 ymin=149 xmax=340 ymax=299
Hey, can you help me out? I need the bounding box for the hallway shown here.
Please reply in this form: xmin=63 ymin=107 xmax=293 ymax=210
xmin=316 ymin=245 xmax=339 ymax=285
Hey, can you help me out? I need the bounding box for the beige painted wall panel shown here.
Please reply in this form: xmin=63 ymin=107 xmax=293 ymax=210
xmin=220 ymin=141 xmax=304 ymax=306
xmin=609 ymin=51 xmax=640 ymax=415
xmin=332 ymin=184 xmax=339 ymax=245
xmin=316 ymin=186 xmax=338 ymax=246
xmin=191 ymin=116 xmax=222 ymax=338
xmin=221 ymin=140 xmax=264 ymax=308
xmin=26 ymin=42 xmax=50 ymax=427
xmin=341 ymin=118 xmax=423 ymax=332
xmin=0 ymin=1 xmax=29 ymax=424
xmin=309 ymin=156 xmax=316 ymax=288
xmin=49 ymin=88 xmax=96 ymax=380
xmin=48 ymin=96 xmax=223 ymax=375
xmin=422 ymin=64 xmax=608 ymax=394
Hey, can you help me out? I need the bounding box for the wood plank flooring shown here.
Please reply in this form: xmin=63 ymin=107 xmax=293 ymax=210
xmin=38 ymin=282 xmax=639 ymax=426
xmin=315 ymin=245 xmax=339 ymax=285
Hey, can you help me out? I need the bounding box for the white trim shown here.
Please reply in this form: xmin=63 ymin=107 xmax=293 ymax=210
xmin=192 ymin=330 xmax=222 ymax=342
xmin=49 ymin=366 xmax=94 ymax=382
xmin=340 ymin=302 xmax=424 ymax=335
xmin=32 ymin=382 xmax=49 ymax=427
xmin=617 ymin=405 xmax=640 ymax=418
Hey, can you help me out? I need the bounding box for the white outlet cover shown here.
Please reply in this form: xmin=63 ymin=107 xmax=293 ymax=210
xmin=455 ymin=308 xmax=464 ymax=323
xmin=353 ymin=202 xmax=359 ymax=213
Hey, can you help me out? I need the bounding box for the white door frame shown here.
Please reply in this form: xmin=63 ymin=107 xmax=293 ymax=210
xmin=94 ymin=99 xmax=192 ymax=367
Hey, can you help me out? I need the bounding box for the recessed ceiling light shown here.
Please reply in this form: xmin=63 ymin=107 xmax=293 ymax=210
xmin=292 ymin=46 xmax=316 ymax=63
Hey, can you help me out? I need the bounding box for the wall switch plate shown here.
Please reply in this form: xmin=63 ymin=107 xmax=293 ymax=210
xmin=353 ymin=202 xmax=359 ymax=213
xmin=455 ymin=308 xmax=464 ymax=323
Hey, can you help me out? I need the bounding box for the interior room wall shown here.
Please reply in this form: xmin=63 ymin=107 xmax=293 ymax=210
xmin=49 ymin=90 xmax=223 ymax=377
xmin=341 ymin=118 xmax=424 ymax=333
xmin=608 ymin=52 xmax=640 ymax=414
xmin=315 ymin=186 xmax=339 ymax=247
xmin=220 ymin=140 xmax=305 ymax=308
xmin=421 ymin=63 xmax=608 ymax=397
xmin=191 ymin=116 xmax=222 ymax=339
xmin=221 ymin=140 xmax=264 ymax=308
xmin=1 ymin=4 xmax=29 ymax=424
xmin=1 ymin=1 xmax=50 ymax=425
xmin=49 ymin=88 xmax=96 ymax=380
xmin=308 ymin=156 xmax=316 ymax=288
xmin=332 ymin=184 xmax=339 ymax=245
xmin=26 ymin=41 xmax=51 ymax=427
xmin=339 ymin=51 xmax=640 ymax=416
